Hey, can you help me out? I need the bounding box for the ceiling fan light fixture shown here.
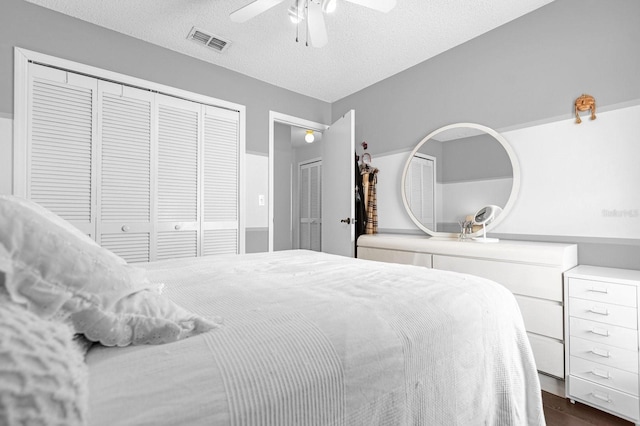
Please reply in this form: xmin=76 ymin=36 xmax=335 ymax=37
xmin=305 ymin=130 xmax=315 ymax=143
xmin=322 ymin=0 xmax=337 ymax=13
xmin=288 ymin=5 xmax=304 ymax=23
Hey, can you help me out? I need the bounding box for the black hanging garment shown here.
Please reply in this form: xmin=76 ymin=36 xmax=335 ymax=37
xmin=354 ymin=155 xmax=367 ymax=248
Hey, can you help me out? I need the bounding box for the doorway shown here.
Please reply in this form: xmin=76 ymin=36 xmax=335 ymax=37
xmin=269 ymin=112 xmax=328 ymax=252
xmin=269 ymin=110 xmax=355 ymax=256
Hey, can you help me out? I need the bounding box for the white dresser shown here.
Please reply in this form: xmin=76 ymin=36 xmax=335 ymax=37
xmin=357 ymin=234 xmax=578 ymax=395
xmin=565 ymin=266 xmax=640 ymax=423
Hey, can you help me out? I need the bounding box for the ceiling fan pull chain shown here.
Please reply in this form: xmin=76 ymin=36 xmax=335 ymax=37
xmin=295 ymin=0 xmax=300 ymax=42
xmin=305 ymin=0 xmax=309 ymax=46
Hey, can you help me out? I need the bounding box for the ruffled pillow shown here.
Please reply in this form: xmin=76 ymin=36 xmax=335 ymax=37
xmin=74 ymin=289 xmax=218 ymax=346
xmin=0 ymin=195 xmax=218 ymax=346
xmin=0 ymin=297 xmax=87 ymax=426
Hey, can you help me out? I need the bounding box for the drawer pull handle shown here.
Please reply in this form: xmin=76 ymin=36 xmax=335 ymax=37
xmin=591 ymin=369 xmax=611 ymax=379
xmin=590 ymin=347 xmax=611 ymax=358
xmin=589 ymin=306 xmax=609 ymax=316
xmin=589 ymin=327 xmax=610 ymax=337
xmin=588 ymin=287 xmax=609 ymax=294
xmin=591 ymin=391 xmax=612 ymax=403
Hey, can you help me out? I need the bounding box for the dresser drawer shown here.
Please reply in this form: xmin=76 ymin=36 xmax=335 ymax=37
xmin=569 ymin=278 xmax=637 ymax=308
xmin=570 ymin=356 xmax=639 ymax=396
xmin=569 ymin=375 xmax=640 ymax=421
xmin=570 ymin=336 xmax=639 ymax=373
xmin=527 ymin=332 xmax=565 ymax=378
xmin=517 ymin=296 xmax=563 ymax=340
xmin=433 ymin=255 xmax=563 ymax=301
xmin=569 ymin=298 xmax=638 ymax=329
xmin=570 ymin=317 xmax=638 ymax=351
xmin=357 ymin=247 xmax=432 ymax=268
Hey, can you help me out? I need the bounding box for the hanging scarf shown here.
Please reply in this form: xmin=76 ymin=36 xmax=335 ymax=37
xmin=362 ymin=167 xmax=378 ymax=235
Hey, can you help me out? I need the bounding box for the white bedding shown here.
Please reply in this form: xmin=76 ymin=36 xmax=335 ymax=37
xmin=86 ymin=250 xmax=545 ymax=426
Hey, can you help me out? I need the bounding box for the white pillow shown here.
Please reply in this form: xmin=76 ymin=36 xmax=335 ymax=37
xmin=0 ymin=195 xmax=218 ymax=346
xmin=0 ymin=297 xmax=87 ymax=426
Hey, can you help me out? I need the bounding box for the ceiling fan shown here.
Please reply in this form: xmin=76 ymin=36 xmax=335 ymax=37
xmin=230 ymin=0 xmax=397 ymax=48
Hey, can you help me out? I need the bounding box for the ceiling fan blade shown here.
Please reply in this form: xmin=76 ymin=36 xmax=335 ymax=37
xmin=230 ymin=0 xmax=285 ymax=23
xmin=307 ymin=0 xmax=328 ymax=48
xmin=344 ymin=0 xmax=396 ymax=13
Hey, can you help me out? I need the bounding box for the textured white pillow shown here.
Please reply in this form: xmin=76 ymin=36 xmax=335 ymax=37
xmin=0 ymin=298 xmax=88 ymax=426
xmin=0 ymin=195 xmax=218 ymax=346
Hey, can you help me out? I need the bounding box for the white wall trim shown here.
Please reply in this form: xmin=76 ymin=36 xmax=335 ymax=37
xmin=268 ymin=111 xmax=328 ymax=252
xmin=13 ymin=46 xmax=247 ymax=253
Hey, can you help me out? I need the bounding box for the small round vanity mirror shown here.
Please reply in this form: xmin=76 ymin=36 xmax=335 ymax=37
xmin=401 ymin=123 xmax=520 ymax=238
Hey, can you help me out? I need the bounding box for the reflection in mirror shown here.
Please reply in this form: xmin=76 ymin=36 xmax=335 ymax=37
xmin=402 ymin=123 xmax=519 ymax=238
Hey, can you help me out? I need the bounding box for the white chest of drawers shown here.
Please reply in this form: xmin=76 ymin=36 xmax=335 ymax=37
xmin=565 ymin=266 xmax=640 ymax=424
xmin=357 ymin=234 xmax=578 ymax=395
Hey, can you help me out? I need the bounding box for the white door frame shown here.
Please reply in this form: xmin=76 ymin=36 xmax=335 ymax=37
xmin=268 ymin=111 xmax=328 ymax=252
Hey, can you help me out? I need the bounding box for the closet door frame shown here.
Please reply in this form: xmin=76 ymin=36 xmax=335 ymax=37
xmin=13 ymin=47 xmax=246 ymax=254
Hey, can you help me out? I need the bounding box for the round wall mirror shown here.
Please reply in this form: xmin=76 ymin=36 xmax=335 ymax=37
xmin=401 ymin=123 xmax=520 ymax=238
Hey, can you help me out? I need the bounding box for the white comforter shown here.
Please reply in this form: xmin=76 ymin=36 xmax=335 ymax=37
xmin=86 ymin=250 xmax=545 ymax=426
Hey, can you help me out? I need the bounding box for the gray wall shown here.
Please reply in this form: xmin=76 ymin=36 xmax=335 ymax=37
xmin=245 ymin=228 xmax=268 ymax=253
xmin=440 ymin=134 xmax=512 ymax=183
xmin=419 ymin=134 xmax=512 ymax=183
xmin=333 ymin=0 xmax=640 ymax=270
xmin=0 ymin=0 xmax=331 ymax=154
xmin=333 ymin=0 xmax=640 ymax=154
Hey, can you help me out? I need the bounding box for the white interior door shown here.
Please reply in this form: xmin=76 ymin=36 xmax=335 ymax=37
xmin=97 ymin=81 xmax=154 ymax=263
xmin=299 ymin=160 xmax=322 ymax=251
xmin=201 ymin=106 xmax=241 ymax=255
xmin=25 ymin=64 xmax=98 ymax=238
xmin=321 ymin=110 xmax=355 ymax=257
xmin=155 ymin=94 xmax=201 ymax=260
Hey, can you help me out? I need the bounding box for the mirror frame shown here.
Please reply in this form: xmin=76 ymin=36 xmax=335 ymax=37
xmin=400 ymin=122 xmax=521 ymax=238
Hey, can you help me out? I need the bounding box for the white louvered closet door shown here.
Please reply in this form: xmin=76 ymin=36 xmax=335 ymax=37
xmin=26 ymin=64 xmax=98 ymax=237
xmin=96 ymin=81 xmax=154 ymax=263
xmin=202 ymin=106 xmax=240 ymax=255
xmin=299 ymin=161 xmax=322 ymax=251
xmin=155 ymin=94 xmax=200 ymax=260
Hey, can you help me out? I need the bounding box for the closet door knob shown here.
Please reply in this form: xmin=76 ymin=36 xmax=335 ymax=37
xmin=340 ymin=218 xmax=351 ymax=224
xmin=174 ymin=224 xmax=182 ymax=230
xmin=121 ymin=225 xmax=130 ymax=232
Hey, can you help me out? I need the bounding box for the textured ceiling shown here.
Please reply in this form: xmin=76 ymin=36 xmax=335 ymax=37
xmin=24 ymin=0 xmax=554 ymax=103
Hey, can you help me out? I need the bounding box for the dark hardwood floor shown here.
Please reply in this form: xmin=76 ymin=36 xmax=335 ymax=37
xmin=543 ymin=391 xmax=633 ymax=426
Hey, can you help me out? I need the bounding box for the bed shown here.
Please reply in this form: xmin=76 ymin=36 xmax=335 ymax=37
xmin=0 ymin=195 xmax=545 ymax=426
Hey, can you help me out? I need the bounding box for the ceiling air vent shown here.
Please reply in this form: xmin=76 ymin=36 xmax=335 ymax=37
xmin=187 ymin=27 xmax=231 ymax=53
